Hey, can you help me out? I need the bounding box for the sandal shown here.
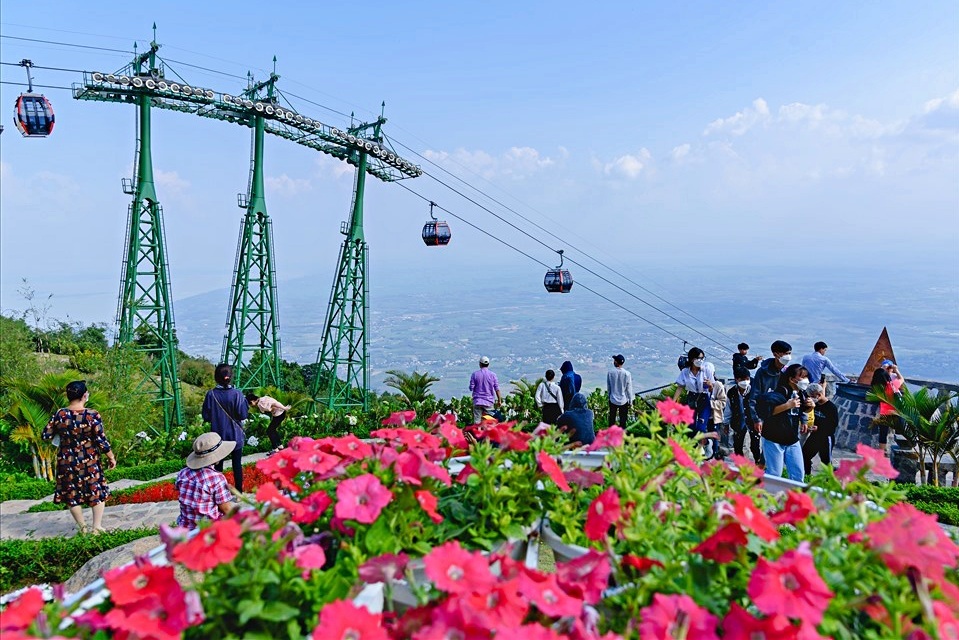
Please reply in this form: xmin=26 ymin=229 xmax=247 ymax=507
xmin=92 ymin=527 xmax=107 ymax=535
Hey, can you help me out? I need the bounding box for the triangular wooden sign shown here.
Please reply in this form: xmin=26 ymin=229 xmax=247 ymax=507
xmin=857 ymin=327 xmax=897 ymax=386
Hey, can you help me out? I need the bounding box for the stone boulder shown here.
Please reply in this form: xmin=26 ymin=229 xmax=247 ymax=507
xmin=64 ymin=536 xmax=171 ymax=594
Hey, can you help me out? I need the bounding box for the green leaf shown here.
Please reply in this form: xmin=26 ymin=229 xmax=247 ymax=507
xmin=259 ymin=601 xmax=300 ymax=622
xmin=237 ymin=598 xmax=263 ymax=625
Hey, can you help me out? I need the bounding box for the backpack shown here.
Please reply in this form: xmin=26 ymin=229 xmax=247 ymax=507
xmin=677 ymin=355 xmax=688 ymax=371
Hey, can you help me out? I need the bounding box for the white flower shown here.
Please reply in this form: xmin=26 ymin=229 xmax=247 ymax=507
xmin=248 ymin=435 xmax=259 ymax=447
xmin=177 ymin=431 xmax=188 ymax=441
xmin=346 ymin=414 xmax=358 ymax=426
xmin=135 ymin=431 xmax=151 ymax=441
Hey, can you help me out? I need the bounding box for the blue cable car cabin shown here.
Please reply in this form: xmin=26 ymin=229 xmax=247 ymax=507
xmin=544 ymin=268 xmax=573 ymax=293
xmin=14 ymin=94 xmax=55 ymax=137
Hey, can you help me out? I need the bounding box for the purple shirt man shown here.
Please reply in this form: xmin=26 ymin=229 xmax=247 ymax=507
xmin=469 ymin=356 xmax=503 ymax=423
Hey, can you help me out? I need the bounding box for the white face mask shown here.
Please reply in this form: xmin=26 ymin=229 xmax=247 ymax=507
xmin=777 ymin=354 xmax=792 ymax=365
xmin=737 ymin=380 xmax=750 ymax=390
xmin=796 ymin=379 xmax=810 ymax=391
xmin=693 ymin=358 xmax=705 ymax=368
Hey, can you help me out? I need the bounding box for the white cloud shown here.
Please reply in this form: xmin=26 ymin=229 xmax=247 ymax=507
xmin=315 ymin=154 xmax=355 ymax=180
xmin=155 ymin=169 xmax=190 ymax=193
xmin=266 ymin=174 xmax=312 ymax=196
xmin=924 ymin=88 xmax=959 ymax=113
xmin=703 ymin=98 xmax=770 ymax=136
xmin=423 ymin=146 xmax=556 ymax=179
xmin=603 ymin=149 xmax=651 ymax=179
xmin=670 ymin=143 xmax=691 ymax=163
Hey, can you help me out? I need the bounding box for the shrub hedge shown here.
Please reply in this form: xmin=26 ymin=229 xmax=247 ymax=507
xmin=1 ymin=460 xmax=184 ymax=503
xmin=904 ymin=485 xmax=959 ymax=526
xmin=0 ymin=527 xmax=158 ymax=593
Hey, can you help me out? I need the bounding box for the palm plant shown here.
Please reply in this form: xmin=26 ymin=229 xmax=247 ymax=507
xmin=383 ymin=370 xmax=440 ymax=406
xmin=868 ymin=385 xmax=959 ymax=486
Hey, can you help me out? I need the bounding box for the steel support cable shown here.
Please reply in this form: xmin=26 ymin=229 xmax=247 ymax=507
xmin=0 ymin=60 xmax=86 ymax=73
xmin=0 ymin=34 xmax=133 ymax=54
xmin=389 ymin=135 xmax=739 ymax=350
xmin=414 ymin=166 xmax=734 ymax=356
xmin=156 ymin=55 xmax=248 ymax=82
xmin=393 ymin=181 xmax=721 ymax=357
xmin=1 ymin=80 xmax=72 ymax=90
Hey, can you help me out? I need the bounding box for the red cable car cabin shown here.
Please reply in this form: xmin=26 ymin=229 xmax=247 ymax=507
xmin=14 ymin=94 xmax=55 ymax=137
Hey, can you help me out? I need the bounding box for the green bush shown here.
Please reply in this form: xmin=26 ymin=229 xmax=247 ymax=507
xmin=904 ymin=484 xmax=959 ymax=506
xmin=909 ymin=500 xmax=959 ymax=526
xmin=0 ymin=476 xmax=54 ymax=501
xmin=0 ymin=527 xmax=158 ymax=593
xmin=105 ymin=459 xmax=183 ymax=483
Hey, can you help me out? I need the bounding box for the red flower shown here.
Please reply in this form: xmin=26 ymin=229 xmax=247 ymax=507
xmin=728 ymin=453 xmax=763 ymax=481
xmin=0 ymin=588 xmax=45 ymax=631
xmin=294 ymin=491 xmax=334 ymax=524
xmin=293 ymin=449 xmax=342 ymax=476
xmin=381 ymin=410 xmax=417 ymax=426
xmin=457 ymin=579 xmax=528 ymax=630
xmin=311 ymin=599 xmax=388 ymax=640
xmin=172 ymin=517 xmax=244 ymax=572
xmin=555 ymin=549 xmax=611 ymax=604
xmin=668 ymin=438 xmax=703 ymax=476
xmin=563 ymin=467 xmax=604 ymax=488
xmin=334 ymin=474 xmax=393 ymax=524
xmin=423 ymin=540 xmax=496 ymax=595
xmin=486 ymin=423 xmax=532 ymax=451
xmin=291 ymin=543 xmax=327 ymax=579
xmin=729 ymin=492 xmax=780 ymax=542
xmin=517 ymin=571 xmax=582 ymax=618
xmin=495 ymin=625 xmax=569 ymax=640
xmin=693 ymin=523 xmax=748 ymax=563
xmin=455 ymin=462 xmax=478 ymax=485
xmin=104 ymin=561 xmax=181 ymax=607
xmin=585 ymin=425 xmax=624 ymax=451
xmin=933 ymin=601 xmax=959 ymax=640
xmin=585 ymin=487 xmax=622 ymax=541
xmin=415 ymin=490 xmax=444 ymax=523
xmin=358 ymin=552 xmax=409 ymax=584
xmin=722 ymin=603 xmax=798 ymax=640
xmin=656 ymin=398 xmax=695 ymax=425
xmin=748 ymin=543 xmax=834 ymax=625
xmin=255 ymin=482 xmax=304 ymax=520
xmin=395 ymin=449 xmax=452 ymax=487
xmin=622 ymin=554 xmax=664 ymax=574
xmin=770 ymin=491 xmax=817 ymax=526
xmin=329 ymin=434 xmax=374 ymax=460
xmin=438 ymin=421 xmax=469 ymax=449
xmin=865 ymin=502 xmax=959 ymax=583
xmin=256 ymin=451 xmax=302 ymax=491
xmin=639 ymin=593 xmax=720 ymax=640
xmin=836 ymin=443 xmax=898 ymax=483
xmin=537 ymin=451 xmax=572 ymax=492
xmin=395 ymin=428 xmax=442 ymax=451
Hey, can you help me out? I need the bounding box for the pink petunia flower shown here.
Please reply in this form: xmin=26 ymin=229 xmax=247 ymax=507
xmin=537 ymin=450 xmax=572 ymax=492
xmin=358 ymin=552 xmax=409 ymax=584
xmin=517 ymin=571 xmax=583 ymax=618
xmin=563 ymin=467 xmax=605 ymax=488
xmin=585 ymin=487 xmax=622 ymax=542
xmin=656 ymin=398 xmax=695 ymax=425
xmin=381 ymin=410 xmax=417 ymax=426
xmin=172 ymin=518 xmax=244 ymax=572
xmin=438 ymin=421 xmax=469 ymax=449
xmin=294 ymin=491 xmax=334 ymax=525
xmin=770 ymin=491 xmax=817 ymax=526
xmin=639 ymin=593 xmax=720 ymax=640
xmin=668 ymin=438 xmax=703 ymax=476
xmin=585 ymin=425 xmax=625 ymax=451
xmin=256 ymin=483 xmax=305 ymax=521
xmin=334 ymin=474 xmax=393 ymax=524
xmin=291 ymin=543 xmax=327 ymax=579
xmin=554 ymin=549 xmax=611 ymax=604
xmin=748 ymin=543 xmax=834 ymax=626
xmin=722 ymin=603 xmax=799 ymax=640
xmin=728 ymin=492 xmax=780 ymax=542
xmin=415 ymin=490 xmax=444 ymax=523
xmin=865 ymin=502 xmax=959 ymax=583
xmin=835 ymin=443 xmax=898 ymax=483
xmin=311 ymin=599 xmax=388 ymax=640
xmin=0 ymin=588 xmax=45 ymax=632
xmin=693 ymin=523 xmax=748 ymax=564
xmin=423 ymin=540 xmax=496 ymax=595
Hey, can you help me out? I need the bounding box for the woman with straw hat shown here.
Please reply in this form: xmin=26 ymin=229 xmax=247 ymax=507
xmin=175 ymin=432 xmax=238 ymax=530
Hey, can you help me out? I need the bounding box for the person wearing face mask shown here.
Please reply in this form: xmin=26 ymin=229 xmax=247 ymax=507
xmin=871 ymin=359 xmax=905 ymax=454
xmin=729 ymin=367 xmax=763 ymax=463
xmin=674 ymin=347 xmax=717 ymax=439
xmin=749 ymin=340 xmax=793 ymax=437
xmin=802 ymin=383 xmax=839 ymax=475
xmin=756 ymin=363 xmax=814 ymax=481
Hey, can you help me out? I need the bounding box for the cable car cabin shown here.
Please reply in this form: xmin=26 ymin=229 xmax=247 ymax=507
xmin=14 ymin=94 xmax=55 ymax=137
xmin=422 ymin=220 xmax=452 ymax=246
xmin=544 ymin=269 xmax=573 ymax=293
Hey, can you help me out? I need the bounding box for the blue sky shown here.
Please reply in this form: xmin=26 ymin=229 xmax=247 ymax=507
xmin=1 ymin=1 xmax=957 ymax=333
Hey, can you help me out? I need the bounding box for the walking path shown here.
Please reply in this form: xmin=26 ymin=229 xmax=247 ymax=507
xmin=0 ymin=452 xmax=268 ymax=540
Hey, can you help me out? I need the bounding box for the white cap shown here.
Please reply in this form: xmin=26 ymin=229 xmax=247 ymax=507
xmin=479 ymin=356 xmax=490 ymax=365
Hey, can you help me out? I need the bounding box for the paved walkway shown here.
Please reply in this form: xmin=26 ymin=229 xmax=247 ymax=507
xmin=0 ymin=453 xmax=268 ymax=540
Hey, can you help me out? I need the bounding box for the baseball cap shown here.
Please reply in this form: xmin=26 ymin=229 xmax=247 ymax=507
xmin=612 ymin=354 xmax=625 ymax=365
xmin=479 ymin=356 xmax=490 ymax=365
xmin=881 ymin=359 xmax=895 ymax=368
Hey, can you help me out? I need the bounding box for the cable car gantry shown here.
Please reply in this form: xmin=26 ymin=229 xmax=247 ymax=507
xmin=13 ymin=59 xmax=55 ymax=137
xmin=66 ymin=30 xmax=422 ymax=424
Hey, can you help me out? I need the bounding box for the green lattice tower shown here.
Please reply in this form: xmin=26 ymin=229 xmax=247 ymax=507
xmin=116 ymin=38 xmax=183 ymax=430
xmin=222 ymin=68 xmax=282 ymax=390
xmin=312 ymin=127 xmax=378 ymax=410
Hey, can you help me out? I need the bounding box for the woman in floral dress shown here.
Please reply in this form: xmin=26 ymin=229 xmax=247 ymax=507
xmin=42 ymin=380 xmax=117 ymax=534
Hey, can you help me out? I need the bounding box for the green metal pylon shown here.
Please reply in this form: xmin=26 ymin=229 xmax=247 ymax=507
xmin=222 ymin=65 xmax=282 ymax=390
xmin=312 ymin=146 xmax=373 ymax=410
xmin=116 ymin=36 xmax=183 ymax=430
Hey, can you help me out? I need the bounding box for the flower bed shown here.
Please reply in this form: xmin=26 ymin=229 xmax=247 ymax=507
xmin=5 ymin=408 xmax=959 ymax=639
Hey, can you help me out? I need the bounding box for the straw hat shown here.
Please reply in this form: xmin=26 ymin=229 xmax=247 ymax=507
xmin=186 ymin=432 xmax=236 ymax=470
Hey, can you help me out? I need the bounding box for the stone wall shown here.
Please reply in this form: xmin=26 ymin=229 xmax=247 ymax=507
xmin=833 ymin=383 xmax=881 ymax=450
